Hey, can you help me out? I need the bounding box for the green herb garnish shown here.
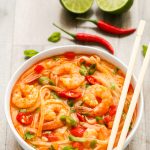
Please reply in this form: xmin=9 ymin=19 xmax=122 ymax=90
xmin=49 ymin=79 xmax=55 ymax=86
xmin=38 ymin=76 xmax=50 ymax=85
xmin=142 ymin=45 xmax=148 ymax=57
xmin=48 ymin=32 xmax=61 ymax=43
xmin=60 ymin=115 xmax=67 ymax=121
xmin=66 ymin=116 xmax=77 ymax=127
xmin=60 ymin=115 xmax=77 ymax=127
xmin=95 ymin=116 xmax=103 ymax=123
xmin=70 ymin=109 xmax=76 ymax=113
xmin=67 ymin=99 xmax=74 ymax=107
xmin=51 ymin=91 xmax=59 ymax=99
xmin=110 ymin=83 xmax=116 ymax=90
xmin=90 ymin=140 xmax=97 ymax=149
xmin=69 ymin=135 xmax=86 ymax=142
xmin=113 ymin=67 xmax=119 ymax=74
xmin=24 ymin=132 xmax=34 ymax=140
xmin=79 ymin=64 xmax=88 ymax=76
xmin=49 ymin=145 xmax=56 ymax=150
xmin=85 ymin=83 xmax=90 ymax=88
xmin=88 ymin=64 xmax=96 ymax=75
xmin=62 ymin=146 xmax=76 ymax=150
xmin=24 ymin=50 xmax=39 ymax=59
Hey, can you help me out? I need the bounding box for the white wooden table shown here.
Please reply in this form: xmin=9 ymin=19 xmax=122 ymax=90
xmin=0 ymin=0 xmax=149 ymax=149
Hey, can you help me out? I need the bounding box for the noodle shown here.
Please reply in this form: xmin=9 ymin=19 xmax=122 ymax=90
xmin=10 ymin=53 xmax=137 ymax=150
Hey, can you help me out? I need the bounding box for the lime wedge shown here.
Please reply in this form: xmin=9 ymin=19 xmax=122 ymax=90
xmin=60 ymin=0 xmax=94 ymax=14
xmin=96 ymin=0 xmax=133 ymax=14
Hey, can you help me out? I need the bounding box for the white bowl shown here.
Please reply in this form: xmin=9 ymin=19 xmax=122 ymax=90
xmin=5 ymin=45 xmax=143 ymax=150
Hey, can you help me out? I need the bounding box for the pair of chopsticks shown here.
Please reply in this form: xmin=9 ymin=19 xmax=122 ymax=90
xmin=107 ymin=20 xmax=150 ymax=150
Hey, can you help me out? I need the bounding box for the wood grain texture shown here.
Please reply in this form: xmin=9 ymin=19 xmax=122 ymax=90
xmin=0 ymin=0 xmax=149 ymax=149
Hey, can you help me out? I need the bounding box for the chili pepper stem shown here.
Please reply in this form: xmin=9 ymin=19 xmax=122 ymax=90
xmin=76 ymin=17 xmax=98 ymax=25
xmin=53 ymin=23 xmax=75 ymax=38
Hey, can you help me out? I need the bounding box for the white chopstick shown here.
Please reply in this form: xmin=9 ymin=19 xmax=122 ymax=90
xmin=107 ymin=20 xmax=146 ymax=150
xmin=116 ymin=42 xmax=150 ymax=150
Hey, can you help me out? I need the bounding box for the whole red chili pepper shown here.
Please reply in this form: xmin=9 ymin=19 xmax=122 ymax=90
xmin=76 ymin=17 xmax=136 ymax=35
xmin=53 ymin=23 xmax=114 ymax=54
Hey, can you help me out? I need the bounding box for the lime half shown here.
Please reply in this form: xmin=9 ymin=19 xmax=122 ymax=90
xmin=96 ymin=0 xmax=133 ymax=14
xmin=60 ymin=0 xmax=94 ymax=14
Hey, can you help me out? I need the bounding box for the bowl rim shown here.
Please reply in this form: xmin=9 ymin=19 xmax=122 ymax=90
xmin=5 ymin=45 xmax=143 ymax=150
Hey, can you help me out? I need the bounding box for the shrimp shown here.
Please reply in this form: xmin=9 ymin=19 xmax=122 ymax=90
xmin=42 ymin=100 xmax=70 ymax=130
xmin=76 ymin=84 xmax=113 ymax=116
xmin=52 ymin=62 xmax=79 ymax=75
xmin=12 ymin=84 xmax=39 ymax=108
xmin=52 ymin=63 xmax=85 ymax=90
xmin=78 ymin=55 xmax=101 ymax=65
xmin=60 ymin=74 xmax=85 ymax=90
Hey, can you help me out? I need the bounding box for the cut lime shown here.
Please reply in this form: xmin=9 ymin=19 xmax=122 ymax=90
xmin=60 ymin=0 xmax=94 ymax=14
xmin=96 ymin=0 xmax=134 ymax=14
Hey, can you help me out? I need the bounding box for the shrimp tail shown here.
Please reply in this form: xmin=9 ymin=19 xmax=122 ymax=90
xmin=75 ymin=106 xmax=94 ymax=116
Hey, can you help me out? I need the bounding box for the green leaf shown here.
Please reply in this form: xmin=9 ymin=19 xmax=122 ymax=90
xmin=88 ymin=64 xmax=96 ymax=75
xmin=69 ymin=135 xmax=86 ymax=142
xmin=24 ymin=132 xmax=34 ymax=140
xmin=24 ymin=50 xmax=39 ymax=59
xmin=48 ymin=32 xmax=61 ymax=43
xmin=19 ymin=109 xmax=27 ymax=112
xmin=67 ymin=99 xmax=74 ymax=107
xmin=113 ymin=67 xmax=119 ymax=74
xmin=142 ymin=45 xmax=148 ymax=57
xmin=90 ymin=140 xmax=97 ymax=149
xmin=79 ymin=64 xmax=88 ymax=76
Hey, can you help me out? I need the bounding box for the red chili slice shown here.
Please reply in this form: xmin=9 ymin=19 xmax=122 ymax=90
xmin=109 ymin=105 xmax=117 ymax=116
xmin=70 ymin=125 xmax=86 ymax=137
xmin=16 ymin=112 xmax=33 ymax=125
xmin=64 ymin=52 xmax=76 ymax=59
xmin=57 ymin=90 xmax=81 ymax=99
xmin=85 ymin=75 xmax=98 ymax=85
xmin=34 ymin=64 xmax=44 ymax=74
xmin=72 ymin=142 xmax=84 ymax=150
xmin=76 ymin=113 xmax=86 ymax=122
xmin=42 ymin=133 xmax=59 ymax=142
xmin=103 ymin=115 xmax=112 ymax=124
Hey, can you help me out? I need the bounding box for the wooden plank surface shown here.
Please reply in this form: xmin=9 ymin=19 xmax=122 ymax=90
xmin=0 ymin=0 xmax=149 ymax=149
